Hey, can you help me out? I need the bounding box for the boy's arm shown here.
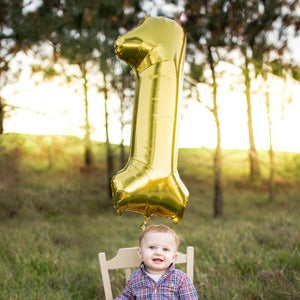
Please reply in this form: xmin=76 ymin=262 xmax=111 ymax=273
xmin=177 ymin=274 xmax=198 ymax=300
xmin=113 ymin=277 xmax=134 ymax=300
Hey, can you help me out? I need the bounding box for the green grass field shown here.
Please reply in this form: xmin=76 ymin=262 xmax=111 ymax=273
xmin=0 ymin=133 xmax=299 ymax=299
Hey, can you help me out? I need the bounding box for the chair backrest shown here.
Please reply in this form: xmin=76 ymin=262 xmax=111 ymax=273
xmin=98 ymin=246 xmax=194 ymax=300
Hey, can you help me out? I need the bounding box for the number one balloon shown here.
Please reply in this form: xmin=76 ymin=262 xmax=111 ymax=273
xmin=112 ymin=16 xmax=189 ymax=226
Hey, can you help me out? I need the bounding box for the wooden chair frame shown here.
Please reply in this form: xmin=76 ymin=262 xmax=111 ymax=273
xmin=98 ymin=246 xmax=194 ymax=300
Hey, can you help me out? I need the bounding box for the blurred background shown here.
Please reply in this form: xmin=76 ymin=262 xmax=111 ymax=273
xmin=0 ymin=1 xmax=300 ymax=299
xmin=1 ymin=0 xmax=300 ymax=213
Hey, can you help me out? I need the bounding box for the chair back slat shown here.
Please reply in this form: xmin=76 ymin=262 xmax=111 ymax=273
xmin=106 ymin=247 xmax=141 ymax=269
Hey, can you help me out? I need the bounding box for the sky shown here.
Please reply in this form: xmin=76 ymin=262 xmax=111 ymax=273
xmin=2 ymin=57 xmax=300 ymax=153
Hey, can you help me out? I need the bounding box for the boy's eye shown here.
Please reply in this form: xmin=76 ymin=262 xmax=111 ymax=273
xmin=163 ymin=248 xmax=169 ymax=251
xmin=149 ymin=246 xmax=155 ymax=249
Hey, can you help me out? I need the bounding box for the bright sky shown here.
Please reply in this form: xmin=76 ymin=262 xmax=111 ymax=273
xmin=2 ymin=58 xmax=300 ymax=153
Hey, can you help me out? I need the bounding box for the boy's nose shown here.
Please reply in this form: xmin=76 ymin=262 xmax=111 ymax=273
xmin=154 ymin=248 xmax=163 ymax=255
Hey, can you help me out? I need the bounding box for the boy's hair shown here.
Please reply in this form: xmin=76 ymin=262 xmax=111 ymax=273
xmin=139 ymin=224 xmax=180 ymax=249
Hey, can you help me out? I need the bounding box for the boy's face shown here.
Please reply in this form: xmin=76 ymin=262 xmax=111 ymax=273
xmin=138 ymin=231 xmax=178 ymax=275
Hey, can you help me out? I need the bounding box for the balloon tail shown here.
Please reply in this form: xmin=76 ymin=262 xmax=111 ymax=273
xmin=172 ymin=216 xmax=179 ymax=225
xmin=139 ymin=216 xmax=150 ymax=231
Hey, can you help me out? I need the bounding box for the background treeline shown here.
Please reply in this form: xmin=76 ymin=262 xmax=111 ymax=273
xmin=0 ymin=0 xmax=300 ymax=217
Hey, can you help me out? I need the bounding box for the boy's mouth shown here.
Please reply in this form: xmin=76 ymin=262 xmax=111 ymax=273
xmin=152 ymin=258 xmax=163 ymax=263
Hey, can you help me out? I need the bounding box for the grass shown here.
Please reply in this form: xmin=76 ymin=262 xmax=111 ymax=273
xmin=0 ymin=133 xmax=299 ymax=299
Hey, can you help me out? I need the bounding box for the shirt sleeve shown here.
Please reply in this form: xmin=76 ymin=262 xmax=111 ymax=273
xmin=113 ymin=276 xmax=134 ymax=300
xmin=177 ymin=273 xmax=198 ymax=300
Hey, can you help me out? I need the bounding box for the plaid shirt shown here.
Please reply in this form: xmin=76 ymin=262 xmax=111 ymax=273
xmin=114 ymin=263 xmax=198 ymax=300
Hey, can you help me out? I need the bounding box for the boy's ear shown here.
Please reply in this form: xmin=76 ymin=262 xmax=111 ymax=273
xmin=138 ymin=247 xmax=142 ymax=259
xmin=173 ymin=252 xmax=178 ymax=261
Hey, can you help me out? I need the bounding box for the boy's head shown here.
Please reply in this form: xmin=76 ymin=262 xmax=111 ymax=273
xmin=139 ymin=224 xmax=180 ymax=249
xmin=138 ymin=225 xmax=180 ymax=275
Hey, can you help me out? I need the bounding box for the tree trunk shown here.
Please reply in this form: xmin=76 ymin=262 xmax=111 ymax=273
xmin=0 ymin=97 xmax=4 ymax=134
xmin=119 ymin=137 xmax=126 ymax=168
xmin=208 ymin=46 xmax=223 ymax=218
xmin=103 ymin=72 xmax=114 ymax=198
xmin=265 ymin=81 xmax=275 ymax=201
xmin=80 ymin=62 xmax=94 ymax=166
xmin=119 ymin=79 xmax=127 ymax=168
xmin=243 ymin=50 xmax=260 ymax=181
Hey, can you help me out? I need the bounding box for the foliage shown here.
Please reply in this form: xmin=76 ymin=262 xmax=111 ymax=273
xmin=0 ymin=134 xmax=300 ymax=299
xmin=0 ymin=0 xmax=39 ymax=74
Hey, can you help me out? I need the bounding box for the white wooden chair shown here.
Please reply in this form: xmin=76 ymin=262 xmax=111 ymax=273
xmin=98 ymin=246 xmax=194 ymax=300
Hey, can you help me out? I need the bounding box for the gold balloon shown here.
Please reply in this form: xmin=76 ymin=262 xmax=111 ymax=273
xmin=112 ymin=16 xmax=189 ymax=226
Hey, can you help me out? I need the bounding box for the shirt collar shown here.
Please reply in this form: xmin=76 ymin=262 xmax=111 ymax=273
xmin=140 ymin=262 xmax=175 ymax=275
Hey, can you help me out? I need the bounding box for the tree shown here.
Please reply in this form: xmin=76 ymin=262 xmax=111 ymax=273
xmin=241 ymin=0 xmax=300 ymax=196
xmin=0 ymin=0 xmax=43 ymax=133
xmin=228 ymin=0 xmax=299 ymax=182
xmin=264 ymin=78 xmax=275 ymax=200
xmin=259 ymin=63 xmax=298 ymax=201
xmin=111 ymin=62 xmax=134 ymax=167
xmin=30 ymin=0 xmax=143 ymax=196
xmin=48 ymin=1 xmax=103 ymax=166
xmin=184 ymin=0 xmax=233 ymax=217
xmin=95 ymin=1 xmax=142 ymax=196
xmin=100 ymin=55 xmax=115 ymax=197
xmin=0 ymin=0 xmax=37 ymax=73
xmin=0 ymin=96 xmax=4 ymax=134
